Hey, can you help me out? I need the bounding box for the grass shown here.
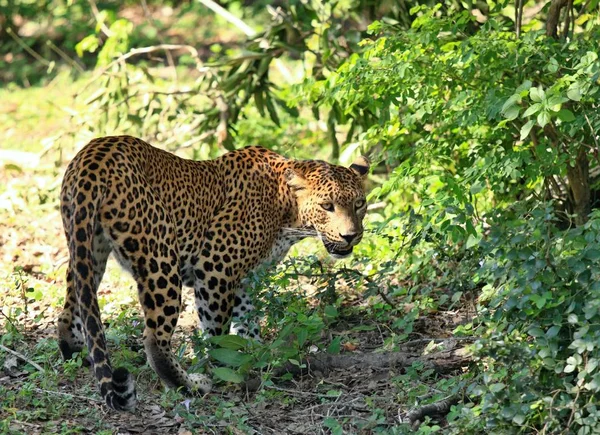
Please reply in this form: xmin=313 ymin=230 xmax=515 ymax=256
xmin=0 ymin=70 xmax=90 ymax=153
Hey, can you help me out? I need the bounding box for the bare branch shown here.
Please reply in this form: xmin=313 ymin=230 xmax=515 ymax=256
xmin=88 ymin=0 xmax=113 ymax=37
xmin=35 ymin=387 xmax=103 ymax=403
xmin=77 ymin=44 xmax=207 ymax=96
xmin=562 ymin=0 xmax=574 ymax=38
xmin=515 ymin=0 xmax=524 ymax=38
xmin=0 ymin=344 xmax=45 ymax=373
xmin=197 ymin=0 xmax=257 ymax=37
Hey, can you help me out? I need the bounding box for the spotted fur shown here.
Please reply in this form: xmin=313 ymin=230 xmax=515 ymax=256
xmin=58 ymin=135 xmax=369 ymax=411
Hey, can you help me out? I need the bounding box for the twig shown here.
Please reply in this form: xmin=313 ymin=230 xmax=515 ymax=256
xmin=566 ymin=386 xmax=581 ymax=429
xmin=140 ymin=0 xmax=177 ymax=82
xmin=9 ymin=420 xmax=40 ymax=428
xmin=34 ymin=387 xmax=103 ymax=403
xmin=175 ymin=130 xmax=217 ymax=150
xmin=339 ymin=267 xmax=394 ymax=308
xmin=0 ymin=344 xmax=45 ymax=373
xmin=257 ymin=348 xmax=470 ymax=383
xmin=88 ymin=0 xmax=113 ymax=37
xmin=297 ymin=396 xmax=362 ymax=416
xmin=0 ymin=310 xmax=19 ymax=332
xmin=264 ymin=385 xmax=342 ymax=398
xmin=583 ymin=111 xmax=600 ymax=168
xmin=196 ymin=0 xmax=292 ymax=80
xmin=5 ymin=28 xmax=51 ymax=67
xmin=46 ymin=40 xmax=85 ymax=74
xmin=401 ymin=337 xmax=476 ymax=348
xmin=215 ymin=94 xmax=230 ymax=147
xmin=366 ymin=201 xmax=386 ymax=211
xmin=77 ymin=44 xmax=207 ymax=96
xmin=197 ymin=0 xmax=257 ymax=37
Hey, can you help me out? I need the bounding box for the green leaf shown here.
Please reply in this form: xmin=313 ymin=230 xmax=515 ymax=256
xmin=501 ymin=94 xmax=521 ymax=112
xmin=324 ymin=305 xmax=338 ymax=320
xmin=567 ymin=85 xmax=582 ymax=101
xmin=547 ymin=95 xmax=568 ymax=110
xmin=75 ymin=35 xmax=99 ymax=58
xmin=503 ymin=105 xmax=520 ymax=121
xmin=557 ymin=109 xmax=575 ymax=122
xmin=208 ymin=348 xmax=252 ymax=367
xmin=586 ymin=358 xmax=598 ymax=373
xmin=585 ymin=249 xmax=600 ymax=260
xmin=523 ymin=103 xmax=542 ymax=118
xmin=265 ymin=94 xmax=281 ymax=126
xmin=520 ymin=120 xmax=535 ymax=140
xmin=3 ymin=163 xmax=23 ymax=173
xmin=530 ymin=86 xmax=545 ymax=102
xmin=296 ymin=328 xmax=308 ymax=347
xmin=466 ymin=234 xmax=480 ymax=249
xmin=513 ymin=414 xmax=526 ymax=425
xmin=209 ymin=334 xmax=249 ymax=350
xmin=254 ymin=90 xmax=266 ymax=117
xmin=327 ymin=337 xmax=341 ymax=354
xmin=323 ymin=417 xmax=343 ymax=435
xmin=212 ymin=367 xmax=244 ymax=383
xmin=537 ymin=110 xmax=551 ymax=128
xmin=528 ymin=327 xmax=544 ymax=337
xmin=546 ymin=57 xmax=559 ymax=73
xmin=288 ymin=358 xmax=305 ymax=368
xmin=530 ymin=294 xmax=546 ymax=309
xmin=546 ymin=325 xmax=561 ymax=338
xmin=489 ymin=383 xmax=505 ymax=393
xmin=516 ymin=80 xmax=532 ymax=94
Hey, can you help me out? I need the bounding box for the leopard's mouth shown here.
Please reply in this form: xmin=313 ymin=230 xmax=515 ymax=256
xmin=323 ymin=242 xmax=354 ymax=259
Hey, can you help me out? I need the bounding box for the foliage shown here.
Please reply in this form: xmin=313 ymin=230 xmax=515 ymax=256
xmin=452 ymin=207 xmax=600 ymax=432
xmin=302 ymin=5 xmax=599 ymax=213
xmin=289 ymin=1 xmax=600 ymax=431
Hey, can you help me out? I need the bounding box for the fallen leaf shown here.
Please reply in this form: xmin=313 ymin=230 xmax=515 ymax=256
xmin=343 ymin=342 xmax=358 ymax=351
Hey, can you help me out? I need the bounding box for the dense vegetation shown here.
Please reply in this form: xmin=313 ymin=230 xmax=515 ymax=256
xmin=1 ymin=0 xmax=600 ymax=433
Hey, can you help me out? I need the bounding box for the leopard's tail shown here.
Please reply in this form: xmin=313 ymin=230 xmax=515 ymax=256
xmin=62 ymin=148 xmax=136 ymax=411
xmin=106 ymin=367 xmax=136 ymax=411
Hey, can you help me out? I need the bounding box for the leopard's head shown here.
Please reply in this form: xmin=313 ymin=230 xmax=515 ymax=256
xmin=286 ymin=156 xmax=370 ymax=259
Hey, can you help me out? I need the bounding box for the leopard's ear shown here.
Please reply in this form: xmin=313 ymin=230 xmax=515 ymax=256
xmin=284 ymin=168 xmax=307 ymax=192
xmin=349 ymin=156 xmax=370 ymax=178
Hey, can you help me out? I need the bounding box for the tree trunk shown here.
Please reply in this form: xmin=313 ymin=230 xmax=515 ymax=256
xmin=566 ymin=146 xmax=591 ymax=225
xmin=545 ymin=3 xmax=591 ymax=225
xmin=546 ymin=0 xmax=568 ymax=38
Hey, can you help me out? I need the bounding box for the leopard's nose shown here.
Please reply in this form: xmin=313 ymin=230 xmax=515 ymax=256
xmin=340 ymin=233 xmax=358 ymax=244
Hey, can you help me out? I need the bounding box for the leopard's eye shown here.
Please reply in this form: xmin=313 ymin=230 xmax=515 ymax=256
xmin=321 ymin=202 xmax=335 ymax=212
xmin=355 ymin=199 xmax=366 ymax=209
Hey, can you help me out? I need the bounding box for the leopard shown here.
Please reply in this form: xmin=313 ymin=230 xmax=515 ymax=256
xmin=58 ymin=135 xmax=369 ymax=411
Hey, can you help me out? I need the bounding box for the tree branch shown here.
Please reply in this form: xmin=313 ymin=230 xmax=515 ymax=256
xmin=546 ymin=0 xmax=568 ymax=38
xmin=0 ymin=344 xmax=45 ymax=373
xmin=515 ymin=0 xmax=524 ymax=38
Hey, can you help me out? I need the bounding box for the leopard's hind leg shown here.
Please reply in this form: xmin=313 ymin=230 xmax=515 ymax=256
xmin=100 ymin=184 xmax=211 ymax=397
xmin=57 ymin=225 xmax=111 ymax=361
